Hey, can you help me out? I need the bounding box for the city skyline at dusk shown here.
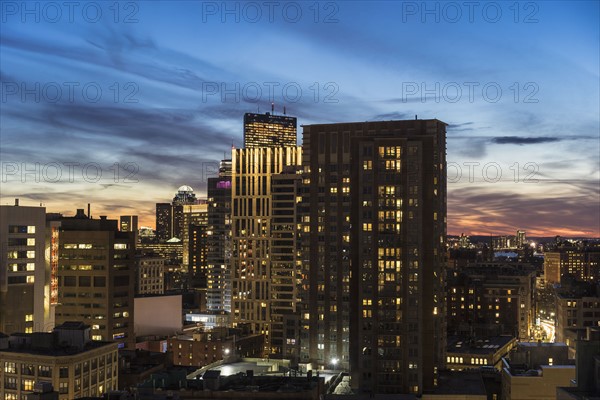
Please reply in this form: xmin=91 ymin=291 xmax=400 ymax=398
xmin=1 ymin=1 xmax=599 ymax=237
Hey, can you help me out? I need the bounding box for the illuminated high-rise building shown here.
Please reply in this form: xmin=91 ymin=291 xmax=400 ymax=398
xmin=516 ymin=230 xmax=526 ymax=248
xmin=243 ymin=112 xmax=297 ymax=148
xmin=300 ymin=119 xmax=447 ymax=395
xmin=155 ymin=185 xmax=198 ymax=243
xmin=206 ymin=159 xmax=233 ymax=313
xmin=231 ymin=142 xmax=301 ymax=354
xmin=0 ymin=201 xmax=50 ymax=333
xmin=155 ymin=203 xmax=172 ymax=242
xmin=182 ymin=203 xmax=208 ymax=280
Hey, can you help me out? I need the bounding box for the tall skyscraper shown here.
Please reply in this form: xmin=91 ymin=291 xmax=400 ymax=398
xmin=516 ymin=230 xmax=526 ymax=248
xmin=182 ymin=202 xmax=208 ymax=282
xmin=231 ymin=112 xmax=300 ymax=353
xmin=231 ymin=142 xmax=301 ymax=354
xmin=155 ymin=203 xmax=172 ymax=242
xmin=0 ymin=201 xmax=50 ymax=333
xmin=206 ymin=159 xmax=233 ymax=313
xmin=155 ymin=185 xmax=198 ymax=243
xmin=243 ymin=112 xmax=297 ymax=148
xmin=300 ymin=119 xmax=447 ymax=395
xmin=172 ymin=185 xmax=198 ymax=240
xmin=51 ymin=210 xmax=135 ymax=349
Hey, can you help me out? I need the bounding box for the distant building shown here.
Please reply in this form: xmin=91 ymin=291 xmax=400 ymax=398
xmin=50 ymin=211 xmax=135 ymax=349
xmin=516 ymin=230 xmax=526 ymax=248
xmin=243 ymin=111 xmax=297 ymax=148
xmin=137 ymin=241 xmax=183 ymax=267
xmin=154 ymin=203 xmax=172 ymax=243
xmin=0 ymin=321 xmax=118 ymax=400
xmin=544 ymin=246 xmax=600 ymax=284
xmin=135 ymin=256 xmax=164 ymax=295
xmin=155 ymin=186 xmax=199 ymax=243
xmin=119 ymin=216 xmax=138 ymax=243
xmin=184 ymin=203 xmax=209 ymax=287
xmin=0 ymin=202 xmax=49 ymax=333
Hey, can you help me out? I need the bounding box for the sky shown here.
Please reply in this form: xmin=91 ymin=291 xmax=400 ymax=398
xmin=1 ymin=0 xmax=599 ymax=237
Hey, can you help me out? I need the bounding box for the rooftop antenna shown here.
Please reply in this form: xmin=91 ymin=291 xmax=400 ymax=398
xmin=271 ymin=102 xmax=274 ymax=114
xmin=257 ymin=105 xmax=260 ymax=113
xmin=415 ymin=114 xmax=418 ymax=120
xmin=283 ymin=106 xmax=286 ymax=115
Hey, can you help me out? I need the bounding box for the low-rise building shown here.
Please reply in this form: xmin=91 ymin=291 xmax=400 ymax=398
xmin=167 ymin=327 xmax=263 ymax=368
xmin=501 ymin=341 xmax=575 ymax=400
xmin=502 ymin=362 xmax=575 ymax=400
xmin=446 ymin=336 xmax=517 ymax=370
xmin=0 ymin=322 xmax=118 ymax=400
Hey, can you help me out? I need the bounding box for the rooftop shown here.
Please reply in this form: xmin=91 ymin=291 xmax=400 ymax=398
xmin=447 ymin=336 xmax=515 ymax=355
xmin=424 ymin=370 xmax=487 ymax=396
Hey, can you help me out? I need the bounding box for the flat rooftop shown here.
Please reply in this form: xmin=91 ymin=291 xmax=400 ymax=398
xmin=447 ymin=336 xmax=515 ymax=355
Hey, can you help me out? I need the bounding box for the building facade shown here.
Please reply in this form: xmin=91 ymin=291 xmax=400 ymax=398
xmin=231 ymin=145 xmax=302 ymax=354
xmin=0 ymin=202 xmax=50 ymax=334
xmin=300 ymin=119 xmax=447 ymax=395
xmin=243 ymin=112 xmax=297 ymax=148
xmin=51 ymin=211 xmax=135 ymax=349
xmin=556 ymin=292 xmax=600 ymax=344
xmin=544 ymin=247 xmax=600 ymax=284
xmin=206 ymin=159 xmax=232 ymax=313
xmin=447 ymin=263 xmax=536 ymax=340
xmin=135 ymin=256 xmax=164 ymax=295
xmin=270 ymin=165 xmax=303 ymax=360
xmin=168 ymin=328 xmax=264 ymax=367
xmin=182 ymin=203 xmax=208 ymax=285
xmin=0 ymin=322 xmax=118 ymax=400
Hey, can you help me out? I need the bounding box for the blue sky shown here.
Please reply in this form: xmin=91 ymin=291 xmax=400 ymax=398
xmin=1 ymin=1 xmax=599 ymax=236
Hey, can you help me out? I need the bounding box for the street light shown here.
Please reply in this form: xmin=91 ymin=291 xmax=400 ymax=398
xmin=331 ymin=358 xmax=339 ymax=369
